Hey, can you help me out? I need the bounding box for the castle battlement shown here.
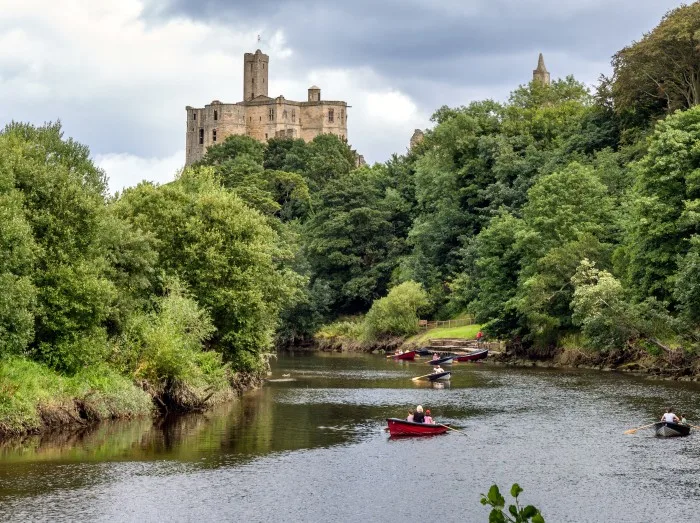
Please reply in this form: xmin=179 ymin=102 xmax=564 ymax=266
xmin=185 ymin=51 xmax=349 ymax=165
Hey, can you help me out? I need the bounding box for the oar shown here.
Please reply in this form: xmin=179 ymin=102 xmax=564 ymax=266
xmin=624 ymin=422 xmax=657 ymax=434
xmin=412 ymin=372 xmax=435 ymax=381
xmin=439 ymin=423 xmax=468 ymax=437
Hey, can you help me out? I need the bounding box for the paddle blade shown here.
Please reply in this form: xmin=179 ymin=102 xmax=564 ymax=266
xmin=623 ymin=429 xmax=637 ymax=435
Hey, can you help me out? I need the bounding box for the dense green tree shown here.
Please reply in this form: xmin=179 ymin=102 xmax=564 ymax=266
xmin=304 ymin=166 xmax=400 ymax=314
xmin=625 ymin=106 xmax=700 ymax=303
xmin=612 ymin=3 xmax=700 ymax=126
xmin=115 ymin=168 xmax=301 ymax=370
xmin=263 ymin=137 xmax=311 ymax=173
xmin=1 ymin=123 xmax=116 ymax=372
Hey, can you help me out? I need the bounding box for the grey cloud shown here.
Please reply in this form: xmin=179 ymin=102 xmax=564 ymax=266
xmin=147 ymin=0 xmax=684 ymax=115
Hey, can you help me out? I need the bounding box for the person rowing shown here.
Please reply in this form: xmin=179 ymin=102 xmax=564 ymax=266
xmin=432 ymin=353 xmax=440 ymax=361
xmin=433 ymin=365 xmax=444 ymax=374
xmin=660 ymin=407 xmax=680 ymax=424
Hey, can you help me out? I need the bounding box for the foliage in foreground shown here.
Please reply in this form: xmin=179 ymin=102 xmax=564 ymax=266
xmin=481 ymin=484 xmax=545 ymax=523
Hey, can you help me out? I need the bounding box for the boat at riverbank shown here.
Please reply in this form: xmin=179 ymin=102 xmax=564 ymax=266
xmin=386 ymin=418 xmax=450 ymax=436
xmin=455 ymin=349 xmax=488 ymax=362
xmin=428 ymin=355 xmax=454 ymax=365
xmin=654 ymin=422 xmax=691 ymax=437
xmin=393 ymin=350 xmax=416 ymax=361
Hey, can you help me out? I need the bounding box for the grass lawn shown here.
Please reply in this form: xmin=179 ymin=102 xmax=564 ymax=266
xmin=408 ymin=324 xmax=482 ymax=344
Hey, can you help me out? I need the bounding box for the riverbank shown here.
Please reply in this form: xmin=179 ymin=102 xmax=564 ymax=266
xmin=307 ymin=325 xmax=700 ymax=381
xmin=0 ymin=356 xmax=265 ymax=440
xmin=489 ymin=344 xmax=700 ymax=381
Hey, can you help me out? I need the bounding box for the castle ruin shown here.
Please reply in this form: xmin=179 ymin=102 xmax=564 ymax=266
xmin=185 ymin=50 xmax=349 ymax=165
xmin=533 ymin=53 xmax=551 ymax=86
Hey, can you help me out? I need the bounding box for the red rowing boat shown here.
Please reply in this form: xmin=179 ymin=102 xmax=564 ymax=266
xmin=393 ymin=350 xmax=416 ymax=361
xmin=386 ymin=418 xmax=449 ymax=436
xmin=455 ymin=349 xmax=488 ymax=362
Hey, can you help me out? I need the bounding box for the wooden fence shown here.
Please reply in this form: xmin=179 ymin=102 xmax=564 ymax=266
xmin=418 ymin=317 xmax=474 ymax=331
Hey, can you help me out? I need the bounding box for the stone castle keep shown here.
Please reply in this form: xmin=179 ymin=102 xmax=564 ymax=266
xmin=185 ymin=50 xmax=349 ymax=165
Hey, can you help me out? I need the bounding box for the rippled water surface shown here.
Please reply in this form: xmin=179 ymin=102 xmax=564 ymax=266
xmin=2 ymin=352 xmax=700 ymax=522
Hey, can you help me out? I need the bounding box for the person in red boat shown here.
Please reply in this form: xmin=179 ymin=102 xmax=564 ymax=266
xmin=406 ymin=410 xmax=414 ymax=422
xmin=424 ymin=409 xmax=434 ymax=424
xmin=413 ymin=405 xmax=425 ymax=423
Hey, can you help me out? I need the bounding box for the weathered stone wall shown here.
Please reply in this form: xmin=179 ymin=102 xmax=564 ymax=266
xmin=243 ymin=50 xmax=269 ymax=101
xmin=299 ymin=102 xmax=348 ymax=142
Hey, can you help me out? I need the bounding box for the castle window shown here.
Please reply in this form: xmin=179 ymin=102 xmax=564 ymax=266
xmin=212 ymin=129 xmax=217 ymax=142
xmin=269 ymin=108 xmax=274 ymax=121
xmin=341 ymin=109 xmax=344 ymax=122
xmin=193 ymin=112 xmax=196 ymax=120
xmin=265 ymin=133 xmax=268 ymax=140
xmin=198 ymin=128 xmax=204 ymax=145
xmin=292 ymin=109 xmax=296 ymax=122
xmin=214 ymin=110 xmax=218 ymax=121
xmin=328 ymin=108 xmax=334 ymax=123
xmin=283 ymin=110 xmax=287 ymax=120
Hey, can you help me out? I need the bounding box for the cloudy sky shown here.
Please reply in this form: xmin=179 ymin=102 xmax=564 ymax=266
xmin=0 ymin=0 xmax=687 ymax=193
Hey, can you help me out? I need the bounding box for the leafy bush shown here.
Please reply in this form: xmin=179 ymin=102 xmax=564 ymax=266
xmin=362 ymin=281 xmax=429 ymax=340
xmin=480 ymin=484 xmax=545 ymax=523
xmin=117 ymin=283 xmax=225 ymax=390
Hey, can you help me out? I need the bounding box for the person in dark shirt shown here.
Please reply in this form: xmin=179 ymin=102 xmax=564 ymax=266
xmin=413 ymin=405 xmax=425 ymax=423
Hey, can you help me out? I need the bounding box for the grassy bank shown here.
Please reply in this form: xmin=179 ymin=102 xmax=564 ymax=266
xmin=408 ymin=324 xmax=482 ymax=344
xmin=0 ymin=357 xmax=153 ymax=438
xmin=0 ymin=356 xmax=264 ymax=439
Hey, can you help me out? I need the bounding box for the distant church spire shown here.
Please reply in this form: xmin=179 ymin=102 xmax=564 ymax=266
xmin=533 ymin=53 xmax=551 ymax=86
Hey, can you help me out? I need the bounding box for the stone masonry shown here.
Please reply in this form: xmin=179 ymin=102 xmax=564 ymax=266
xmin=185 ymin=50 xmax=349 ymax=165
xmin=533 ymin=53 xmax=551 ymax=86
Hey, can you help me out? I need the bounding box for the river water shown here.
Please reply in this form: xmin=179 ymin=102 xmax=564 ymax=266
xmin=1 ymin=352 xmax=700 ymax=522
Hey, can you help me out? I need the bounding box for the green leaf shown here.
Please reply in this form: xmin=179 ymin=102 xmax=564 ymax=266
xmin=487 ymin=485 xmax=505 ymax=508
xmin=521 ymin=505 xmax=538 ymax=518
xmin=508 ymin=505 xmax=519 ymax=518
xmin=532 ymin=512 xmax=545 ymax=523
xmin=510 ymin=483 xmax=524 ymax=498
xmin=489 ymin=509 xmax=507 ymax=523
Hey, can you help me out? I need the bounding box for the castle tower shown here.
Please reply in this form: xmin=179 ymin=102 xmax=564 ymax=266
xmin=533 ymin=53 xmax=551 ymax=86
xmin=244 ymin=49 xmax=269 ymax=101
xmin=308 ymin=85 xmax=321 ymax=102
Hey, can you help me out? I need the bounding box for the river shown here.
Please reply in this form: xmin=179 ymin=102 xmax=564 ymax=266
xmin=1 ymin=352 xmax=699 ymax=522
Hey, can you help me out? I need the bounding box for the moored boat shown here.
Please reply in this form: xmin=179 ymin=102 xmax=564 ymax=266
xmin=416 ymin=348 xmax=432 ymax=356
xmin=455 ymin=349 xmax=488 ymax=362
xmin=427 ymin=371 xmax=451 ymax=381
xmin=393 ymin=350 xmax=416 ymax=361
xmin=428 ymin=356 xmax=454 ymax=366
xmin=386 ymin=418 xmax=449 ymax=437
xmin=654 ymin=422 xmax=691 ymax=437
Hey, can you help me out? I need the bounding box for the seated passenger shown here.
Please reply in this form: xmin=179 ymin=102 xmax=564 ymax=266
xmin=413 ymin=405 xmax=425 ymax=423
xmin=424 ymin=409 xmax=434 ymax=424
xmin=432 ymin=353 xmax=440 ymax=361
xmin=406 ymin=410 xmax=414 ymax=422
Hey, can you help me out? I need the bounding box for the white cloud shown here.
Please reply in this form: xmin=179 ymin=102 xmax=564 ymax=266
xmin=95 ymin=150 xmax=184 ymax=194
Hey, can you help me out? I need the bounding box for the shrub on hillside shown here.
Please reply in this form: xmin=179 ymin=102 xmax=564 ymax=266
xmin=362 ymin=281 xmax=429 ymax=340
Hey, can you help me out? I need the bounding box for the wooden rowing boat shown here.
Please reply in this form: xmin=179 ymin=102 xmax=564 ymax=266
xmin=427 ymin=371 xmax=450 ymax=381
xmin=455 ymin=349 xmax=488 ymax=362
xmin=654 ymin=422 xmax=691 ymax=437
xmin=393 ymin=350 xmax=416 ymax=361
xmin=386 ymin=418 xmax=449 ymax=436
xmin=428 ymin=355 xmax=454 ymax=366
